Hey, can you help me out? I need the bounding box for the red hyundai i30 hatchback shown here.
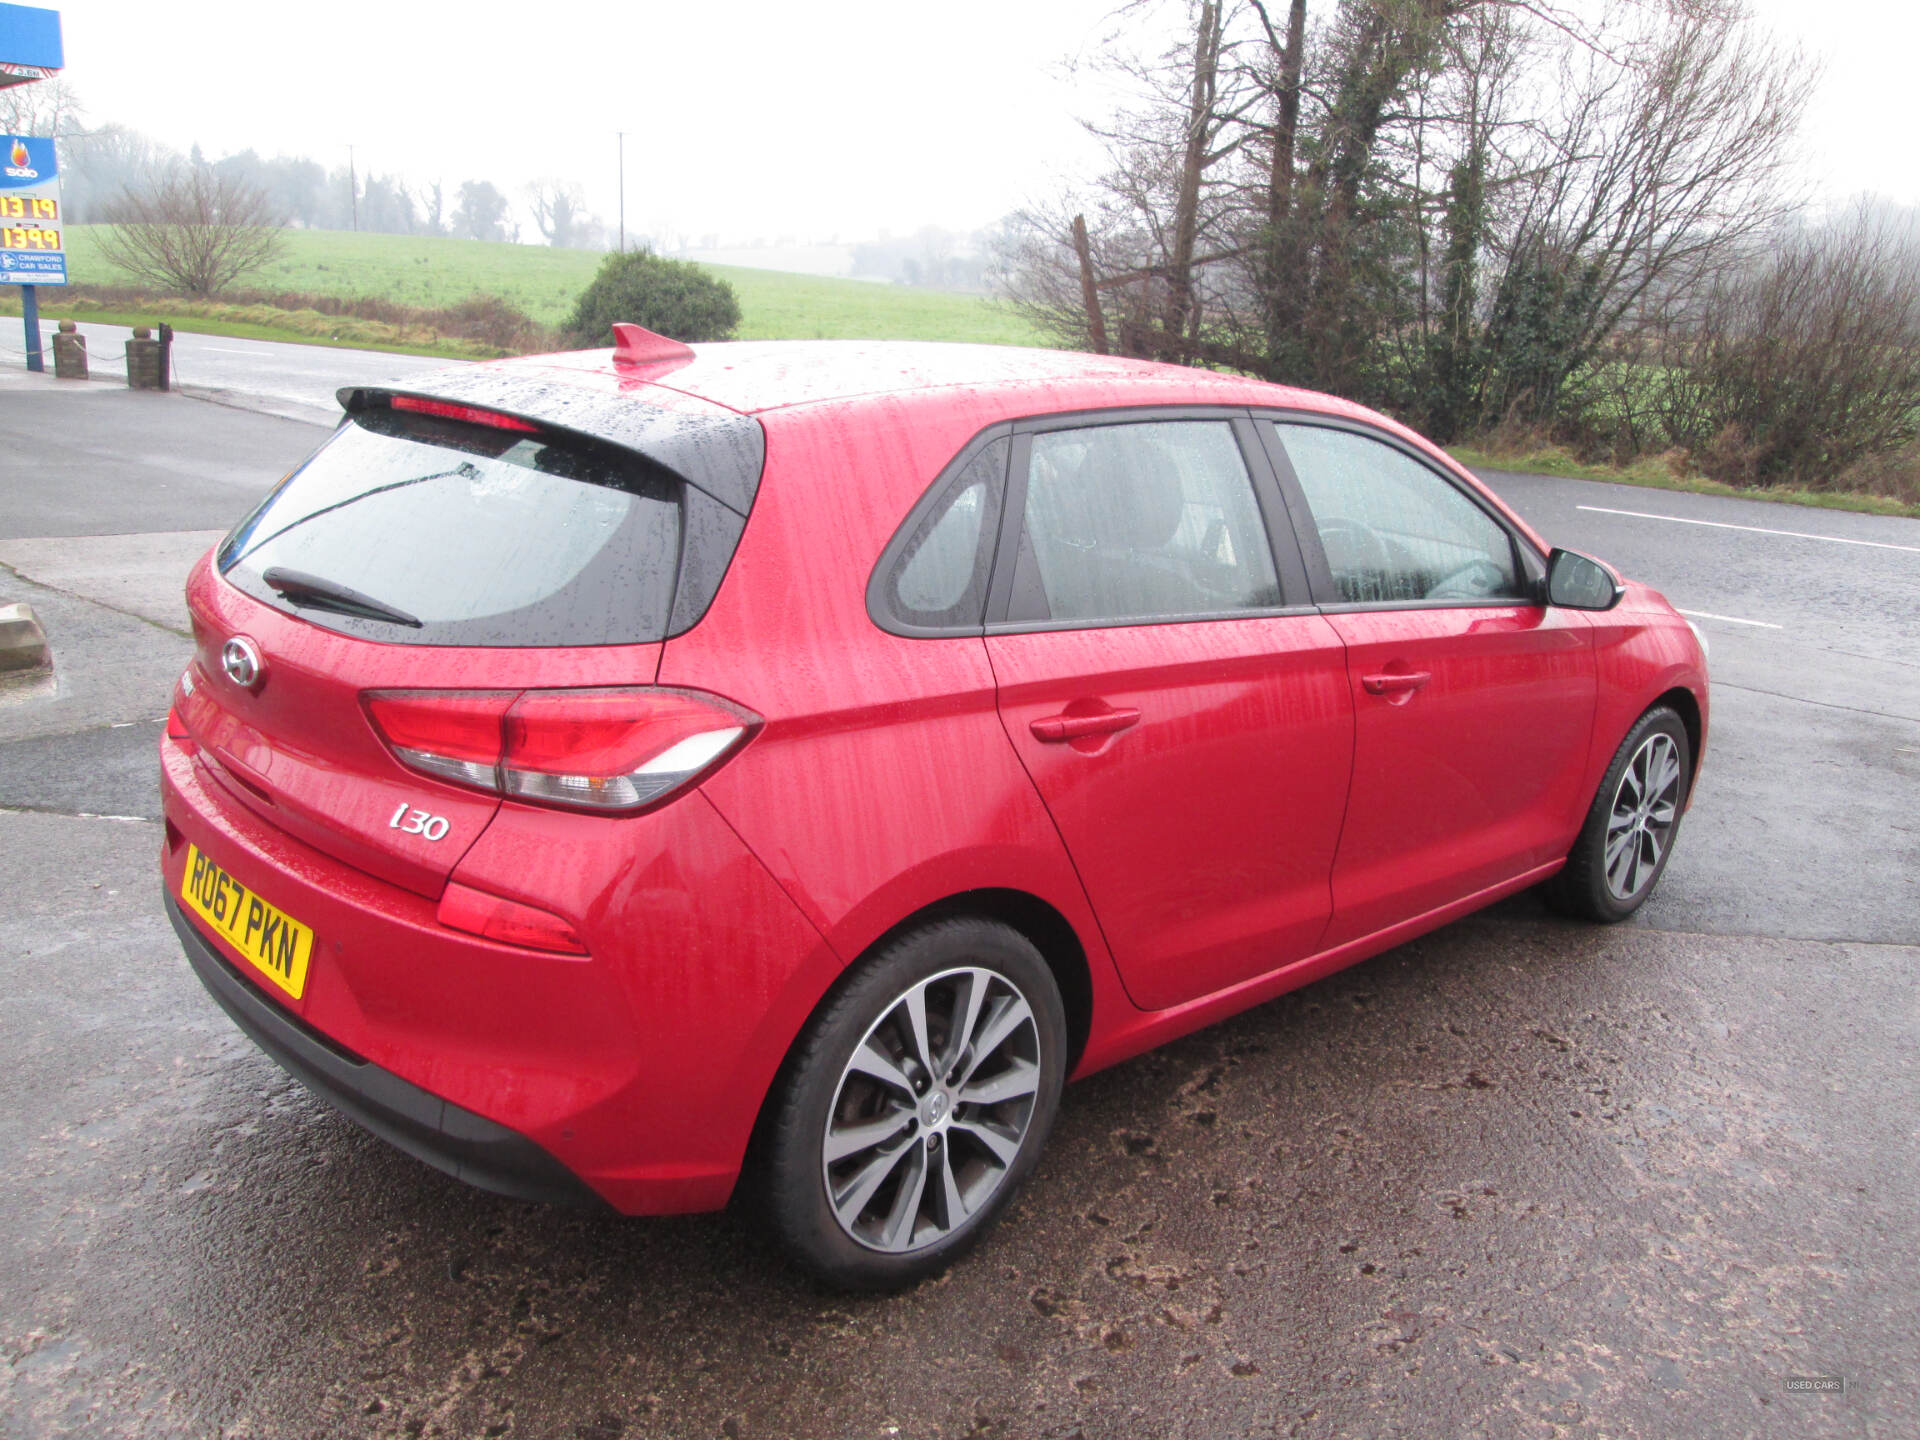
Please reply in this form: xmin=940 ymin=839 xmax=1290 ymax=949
xmin=161 ymin=332 xmax=1707 ymax=1289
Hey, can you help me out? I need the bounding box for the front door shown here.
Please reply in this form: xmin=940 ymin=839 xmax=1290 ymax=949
xmin=1265 ymin=420 xmax=1597 ymax=946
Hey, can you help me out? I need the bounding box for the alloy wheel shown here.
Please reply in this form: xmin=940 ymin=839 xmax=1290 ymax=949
xmin=1604 ymin=731 xmax=1683 ymax=903
xmin=821 ymin=966 xmax=1042 ymax=1254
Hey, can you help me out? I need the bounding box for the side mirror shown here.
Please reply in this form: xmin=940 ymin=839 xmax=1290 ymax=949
xmin=1546 ymin=548 xmax=1624 ymax=610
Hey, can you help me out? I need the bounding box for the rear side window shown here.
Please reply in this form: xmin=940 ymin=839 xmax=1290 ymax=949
xmin=1009 ymin=420 xmax=1281 ymax=624
xmin=221 ymin=410 xmax=688 ymax=647
xmin=871 ymin=434 xmax=1010 ymax=634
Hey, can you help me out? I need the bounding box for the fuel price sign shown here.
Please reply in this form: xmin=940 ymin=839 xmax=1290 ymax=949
xmin=1 ymin=134 xmax=66 ymax=285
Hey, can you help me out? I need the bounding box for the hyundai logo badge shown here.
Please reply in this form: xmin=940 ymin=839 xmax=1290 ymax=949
xmin=221 ymin=636 xmax=265 ymax=690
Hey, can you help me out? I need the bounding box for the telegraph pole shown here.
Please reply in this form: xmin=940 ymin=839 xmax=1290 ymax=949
xmin=616 ymin=131 xmax=625 ymax=253
xmin=347 ymin=144 xmax=358 ymax=232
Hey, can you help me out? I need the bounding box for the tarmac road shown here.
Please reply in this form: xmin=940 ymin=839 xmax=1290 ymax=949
xmin=1 ymin=376 xmax=1915 ymax=1439
xmin=0 ymin=318 xmax=454 ymax=425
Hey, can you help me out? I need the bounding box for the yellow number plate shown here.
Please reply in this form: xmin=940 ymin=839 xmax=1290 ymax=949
xmin=180 ymin=844 xmax=315 ymax=1000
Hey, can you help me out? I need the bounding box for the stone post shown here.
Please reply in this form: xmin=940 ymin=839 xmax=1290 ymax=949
xmin=126 ymin=326 xmax=163 ymax=389
xmin=51 ymin=320 xmax=88 ymax=380
xmin=0 ymin=602 xmax=52 ymax=674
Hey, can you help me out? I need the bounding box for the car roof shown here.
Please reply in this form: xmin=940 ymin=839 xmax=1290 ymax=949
xmin=345 ymin=339 xmax=1548 ymax=553
xmin=482 ymin=339 xmax=1371 ymax=421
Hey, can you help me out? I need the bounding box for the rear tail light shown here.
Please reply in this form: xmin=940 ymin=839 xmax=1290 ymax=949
xmin=498 ymin=689 xmax=752 ymax=810
xmin=364 ymin=691 xmax=515 ymax=790
xmin=363 ymin=687 xmax=758 ymax=814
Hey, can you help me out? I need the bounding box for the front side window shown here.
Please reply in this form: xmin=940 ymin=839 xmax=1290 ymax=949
xmin=1010 ymin=420 xmax=1280 ymax=624
xmin=1275 ymin=424 xmax=1524 ymax=606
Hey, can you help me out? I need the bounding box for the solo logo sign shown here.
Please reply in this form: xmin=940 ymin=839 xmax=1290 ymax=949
xmin=2 ymin=135 xmax=55 ymax=183
xmin=0 ymin=136 xmax=68 ymax=286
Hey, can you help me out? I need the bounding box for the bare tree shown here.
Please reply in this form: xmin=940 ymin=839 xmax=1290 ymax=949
xmin=0 ymin=75 xmax=83 ymax=138
xmin=996 ymin=197 xmax=1117 ymax=351
xmin=1160 ymin=0 xmax=1230 ymax=357
xmin=528 ymin=180 xmax=586 ymax=248
xmin=1247 ymin=0 xmax=1307 ymax=360
xmin=94 ymin=167 xmax=287 ymax=295
xmin=1475 ymin=1 xmax=1813 ymax=428
xmin=422 ymin=179 xmax=446 ymax=236
xmin=58 ymin=122 xmax=176 ymax=222
xmin=1002 ymin=0 xmax=1815 ymax=463
xmin=1651 ymin=208 xmax=1920 ymax=486
xmin=1402 ymin=4 xmax=1528 ymax=438
xmin=999 ymin=0 xmax=1260 ymax=365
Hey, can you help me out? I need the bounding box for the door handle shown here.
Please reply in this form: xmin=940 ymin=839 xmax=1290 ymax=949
xmin=1361 ymin=671 xmax=1432 ymax=696
xmin=1030 ymin=707 xmax=1141 ymax=742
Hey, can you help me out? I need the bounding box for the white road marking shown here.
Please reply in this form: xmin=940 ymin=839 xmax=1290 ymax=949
xmin=1577 ymin=505 xmax=1920 ymax=554
xmin=194 ymin=346 xmax=265 ymax=355
xmin=1674 ymin=608 xmax=1783 ymax=630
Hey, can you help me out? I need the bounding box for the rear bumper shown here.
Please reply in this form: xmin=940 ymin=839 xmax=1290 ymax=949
xmin=168 ymin=891 xmax=607 ymax=1209
xmin=159 ymin=728 xmax=843 ymax=1215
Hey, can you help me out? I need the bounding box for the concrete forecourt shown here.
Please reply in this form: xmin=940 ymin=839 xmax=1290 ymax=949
xmin=1 ymin=362 xmax=1913 ymax=1439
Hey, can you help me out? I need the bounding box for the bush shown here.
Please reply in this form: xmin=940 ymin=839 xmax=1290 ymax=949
xmin=1651 ymin=212 xmax=1920 ymax=488
xmin=1831 ymin=441 xmax=1920 ymax=507
xmin=436 ymin=292 xmax=550 ymax=351
xmin=562 ymin=249 xmax=740 ymax=348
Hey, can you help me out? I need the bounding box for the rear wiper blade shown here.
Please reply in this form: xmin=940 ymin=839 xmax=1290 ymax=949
xmin=261 ymin=567 xmax=424 ymax=628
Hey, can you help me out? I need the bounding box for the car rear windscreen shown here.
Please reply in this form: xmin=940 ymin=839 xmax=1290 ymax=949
xmin=219 ymin=409 xmax=685 ymax=647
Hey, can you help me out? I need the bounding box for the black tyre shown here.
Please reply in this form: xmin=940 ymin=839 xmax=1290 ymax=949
xmin=762 ymin=917 xmax=1068 ymax=1291
xmin=1548 ymin=705 xmax=1692 ymax=922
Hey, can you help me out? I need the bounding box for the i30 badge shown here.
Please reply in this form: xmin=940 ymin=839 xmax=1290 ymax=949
xmin=221 ymin=636 xmax=265 ymax=691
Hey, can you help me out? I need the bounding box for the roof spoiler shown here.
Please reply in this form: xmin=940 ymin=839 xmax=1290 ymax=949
xmin=335 ymin=372 xmax=765 ymax=514
xmin=611 ymin=323 xmax=694 ymax=365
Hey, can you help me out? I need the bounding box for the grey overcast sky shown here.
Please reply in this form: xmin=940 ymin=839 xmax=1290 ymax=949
xmin=51 ymin=0 xmax=1136 ymax=241
xmin=42 ymin=0 xmax=1920 ymax=241
xmin=1745 ymin=0 xmax=1920 ymax=211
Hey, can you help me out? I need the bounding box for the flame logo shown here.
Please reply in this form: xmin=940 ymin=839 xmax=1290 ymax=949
xmin=8 ymin=140 xmax=26 ymax=168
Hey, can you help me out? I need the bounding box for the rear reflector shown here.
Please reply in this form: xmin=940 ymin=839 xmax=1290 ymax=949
xmin=389 ymin=395 xmax=539 ymax=433
xmin=364 ymin=687 xmax=758 ymax=814
xmin=438 ymin=881 xmax=588 ymax=954
xmin=167 ymin=667 xmax=200 ymax=744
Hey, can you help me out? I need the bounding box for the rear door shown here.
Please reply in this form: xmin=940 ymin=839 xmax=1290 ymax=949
xmin=176 ymin=398 xmax=748 ymax=898
xmin=1262 ymin=420 xmax=1596 ymax=945
xmin=986 ymin=414 xmax=1353 ymax=1012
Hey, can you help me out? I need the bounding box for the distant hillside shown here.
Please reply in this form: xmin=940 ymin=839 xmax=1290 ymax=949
xmin=58 ymin=227 xmax=1044 ymax=346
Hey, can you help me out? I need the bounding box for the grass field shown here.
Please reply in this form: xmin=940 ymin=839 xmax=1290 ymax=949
xmin=55 ymin=226 xmax=1044 ymax=345
xmin=0 ymin=303 xmax=440 ymax=355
